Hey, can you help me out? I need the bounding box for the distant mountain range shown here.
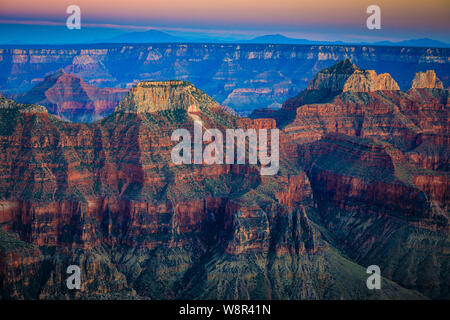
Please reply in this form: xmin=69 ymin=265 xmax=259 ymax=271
xmin=371 ymin=38 xmax=450 ymax=48
xmin=99 ymin=31 xmax=450 ymax=48
xmin=243 ymin=34 xmax=344 ymax=45
xmin=242 ymin=34 xmax=450 ymax=48
xmin=98 ymin=30 xmax=450 ymax=48
xmin=1 ymin=23 xmax=448 ymax=48
xmin=102 ymin=29 xmax=184 ymax=43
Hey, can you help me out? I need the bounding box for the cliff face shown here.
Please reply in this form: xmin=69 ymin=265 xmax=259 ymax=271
xmin=306 ymin=59 xmax=400 ymax=93
xmin=412 ymin=70 xmax=445 ymax=89
xmin=0 ymin=64 xmax=448 ymax=300
xmin=0 ymin=44 xmax=448 ymax=114
xmin=116 ymin=80 xmax=217 ymax=113
xmin=250 ymin=61 xmax=449 ymax=298
xmin=259 ymin=64 xmax=449 ymax=210
xmin=12 ymin=70 xmax=128 ymax=123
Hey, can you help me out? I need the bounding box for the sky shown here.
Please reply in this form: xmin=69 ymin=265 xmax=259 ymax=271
xmin=0 ymin=0 xmax=449 ymax=43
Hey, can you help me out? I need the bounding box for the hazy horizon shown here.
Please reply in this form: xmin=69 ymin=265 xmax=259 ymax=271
xmin=0 ymin=0 xmax=449 ymax=44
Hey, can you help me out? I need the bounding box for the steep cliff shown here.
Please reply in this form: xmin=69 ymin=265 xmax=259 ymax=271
xmin=251 ymin=60 xmax=449 ymax=298
xmin=297 ymin=133 xmax=449 ymax=298
xmin=116 ymin=80 xmax=217 ymax=113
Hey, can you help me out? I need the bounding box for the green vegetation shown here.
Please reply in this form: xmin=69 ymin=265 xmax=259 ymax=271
xmin=0 ymin=109 xmax=20 ymax=136
xmin=0 ymin=229 xmax=35 ymax=253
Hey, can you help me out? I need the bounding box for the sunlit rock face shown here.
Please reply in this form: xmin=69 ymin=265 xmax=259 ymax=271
xmin=116 ymin=80 xmax=217 ymax=113
xmin=411 ymin=70 xmax=444 ymax=89
xmin=306 ymin=59 xmax=400 ymax=93
xmin=302 ymin=59 xmax=400 ymax=94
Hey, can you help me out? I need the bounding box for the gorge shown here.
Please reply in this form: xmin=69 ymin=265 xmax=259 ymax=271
xmin=0 ymin=59 xmax=448 ymax=300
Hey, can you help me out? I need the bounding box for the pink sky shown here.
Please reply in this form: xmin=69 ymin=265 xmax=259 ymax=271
xmin=0 ymin=0 xmax=449 ymax=41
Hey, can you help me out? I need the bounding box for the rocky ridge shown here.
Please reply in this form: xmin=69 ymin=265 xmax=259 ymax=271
xmin=306 ymin=59 xmax=400 ymax=93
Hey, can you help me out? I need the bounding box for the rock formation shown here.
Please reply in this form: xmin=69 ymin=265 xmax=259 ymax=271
xmin=12 ymin=70 xmax=128 ymax=123
xmin=305 ymin=59 xmax=400 ymax=93
xmin=251 ymin=60 xmax=449 ymax=298
xmin=116 ymin=80 xmax=217 ymax=113
xmin=0 ymin=62 xmax=448 ymax=300
xmin=411 ymin=70 xmax=445 ymax=89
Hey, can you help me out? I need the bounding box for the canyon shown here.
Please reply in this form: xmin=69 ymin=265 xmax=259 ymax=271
xmin=0 ymin=60 xmax=448 ymax=299
xmin=0 ymin=44 xmax=448 ymax=115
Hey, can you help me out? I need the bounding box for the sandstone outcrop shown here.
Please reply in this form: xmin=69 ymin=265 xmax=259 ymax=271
xmin=305 ymin=59 xmax=400 ymax=93
xmin=116 ymin=80 xmax=217 ymax=113
xmin=411 ymin=70 xmax=444 ymax=89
